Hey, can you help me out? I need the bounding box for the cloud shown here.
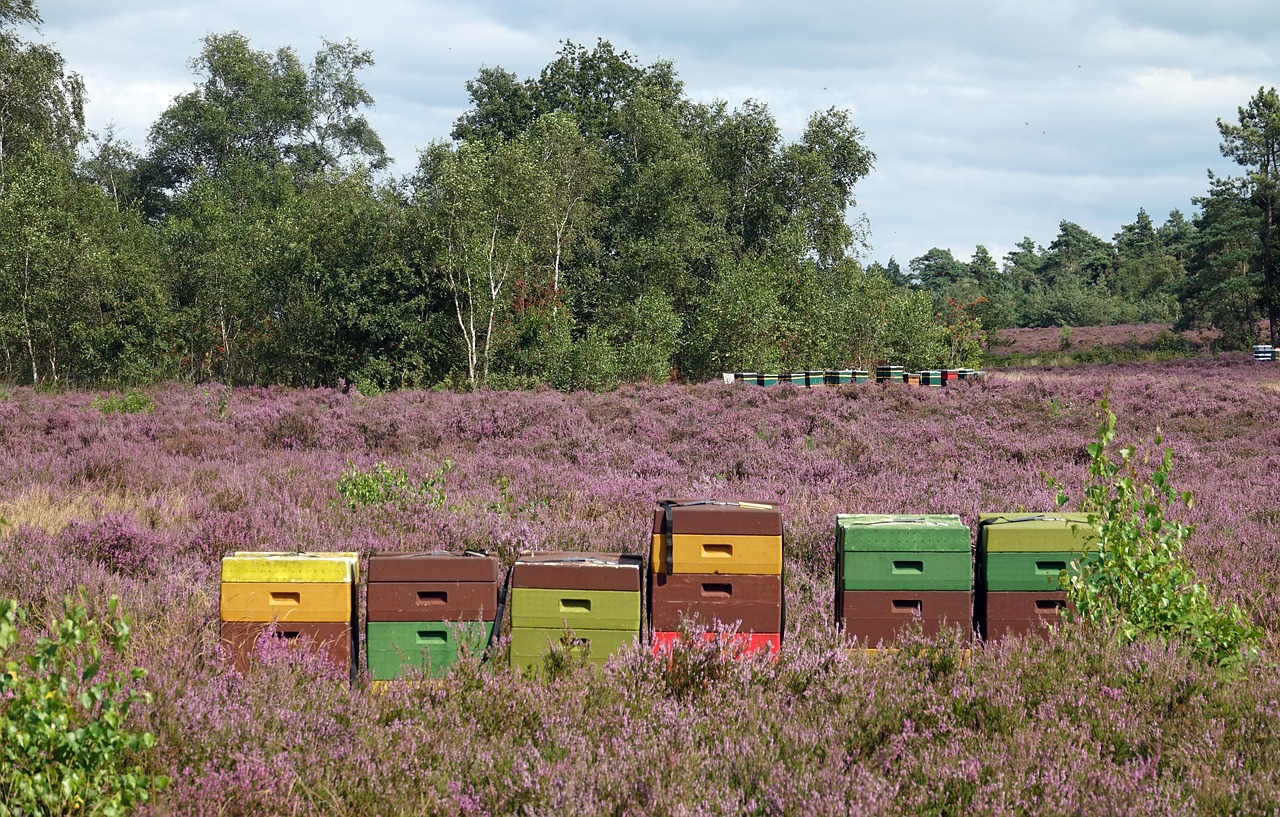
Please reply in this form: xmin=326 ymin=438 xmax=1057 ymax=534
xmin=30 ymin=0 xmax=1280 ymax=267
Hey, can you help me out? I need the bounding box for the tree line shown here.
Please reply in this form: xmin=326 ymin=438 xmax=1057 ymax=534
xmin=1 ymin=1 xmax=1275 ymax=392
xmin=894 ymin=89 xmax=1280 ymax=351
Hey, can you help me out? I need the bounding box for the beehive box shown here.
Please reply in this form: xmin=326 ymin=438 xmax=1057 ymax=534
xmin=509 ymin=552 xmax=642 ymax=671
xmin=651 ymin=499 xmax=783 ymax=575
xmin=825 ymin=370 xmax=853 ymax=385
xmin=221 ymin=551 xmax=359 ymax=584
xmin=509 ymin=627 xmax=639 ymax=673
xmin=836 ymin=514 xmax=972 ymax=592
xmin=977 ymin=514 xmax=1099 ymax=552
xmin=507 ymin=587 xmax=640 ymax=631
xmin=365 ymin=620 xmax=494 ymax=679
xmin=837 ymin=590 xmax=972 ymax=644
xmin=980 ymin=591 xmax=1072 ymax=640
xmin=649 ymin=573 xmax=782 ymax=633
xmin=650 ymin=630 xmax=780 ymax=658
xmin=219 ymin=582 xmax=353 ymax=623
xmin=219 ymin=552 xmax=359 ymax=677
xmin=365 ymin=552 xmax=500 ymax=622
xmin=219 ymin=621 xmax=353 ymax=676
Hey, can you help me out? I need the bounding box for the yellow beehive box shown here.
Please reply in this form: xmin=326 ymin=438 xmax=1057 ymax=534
xmin=649 ymin=533 xmax=782 ymax=575
xmin=220 ymin=581 xmax=353 ymax=623
xmin=222 ymin=551 xmax=359 ymax=584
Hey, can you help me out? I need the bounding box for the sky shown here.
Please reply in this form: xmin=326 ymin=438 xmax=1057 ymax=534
xmin=31 ymin=0 xmax=1280 ymax=267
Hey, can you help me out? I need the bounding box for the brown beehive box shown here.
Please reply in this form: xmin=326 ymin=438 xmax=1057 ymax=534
xmin=365 ymin=551 xmax=499 ymax=584
xmin=837 ymin=590 xmax=972 ymax=644
xmin=649 ymin=573 xmax=782 ymax=632
xmin=219 ymin=620 xmax=353 ymax=676
xmin=366 ymin=582 xmax=499 ymax=622
xmin=651 ymin=499 xmax=783 ymax=537
xmin=979 ymin=591 xmax=1073 ymax=641
xmin=511 ymin=552 xmax=643 ymax=592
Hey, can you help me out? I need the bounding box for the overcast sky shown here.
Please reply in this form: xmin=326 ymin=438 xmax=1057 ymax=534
xmin=32 ymin=0 xmax=1280 ymax=266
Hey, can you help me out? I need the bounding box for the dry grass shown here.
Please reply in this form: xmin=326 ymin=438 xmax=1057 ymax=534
xmin=0 ymin=485 xmax=188 ymax=534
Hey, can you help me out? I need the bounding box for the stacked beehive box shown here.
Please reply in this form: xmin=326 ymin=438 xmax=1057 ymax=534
xmin=508 ymin=552 xmax=643 ymax=673
xmin=365 ymin=551 xmax=500 ymax=680
xmin=976 ymin=513 xmax=1098 ymax=640
xmin=649 ymin=499 xmax=784 ymax=655
xmin=835 ymin=515 xmax=972 ymax=645
xmin=875 ymin=364 xmax=904 ymax=384
xmin=219 ymin=551 xmax=359 ymax=678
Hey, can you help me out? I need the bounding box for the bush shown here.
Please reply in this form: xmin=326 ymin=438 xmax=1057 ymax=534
xmin=335 ymin=460 xmax=452 ymax=511
xmin=1050 ymin=398 xmax=1262 ymax=668
xmin=0 ymin=595 xmax=167 ymax=815
xmin=90 ymin=391 xmax=155 ymax=415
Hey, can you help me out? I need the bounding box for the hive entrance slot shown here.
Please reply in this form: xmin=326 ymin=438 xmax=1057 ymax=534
xmin=417 ymin=631 xmax=448 ymax=644
xmin=701 ymin=583 xmax=732 ymax=598
xmin=269 ymin=592 xmax=301 ymax=606
xmin=1035 ymin=599 xmax=1067 ymax=611
xmin=559 ymin=598 xmax=591 ymax=613
xmin=417 ymin=591 xmax=447 ymax=606
xmin=701 ymin=544 xmax=733 ymax=557
xmin=891 ymin=560 xmax=924 ymax=574
xmin=1035 ymin=561 xmax=1068 ymax=574
xmin=891 ymin=599 xmax=922 ymax=614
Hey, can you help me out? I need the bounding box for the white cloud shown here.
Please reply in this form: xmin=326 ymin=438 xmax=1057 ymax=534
xmin=28 ymin=0 xmax=1280 ymax=266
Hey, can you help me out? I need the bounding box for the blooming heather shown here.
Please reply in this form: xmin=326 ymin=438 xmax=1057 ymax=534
xmin=0 ymin=357 xmax=1278 ymax=814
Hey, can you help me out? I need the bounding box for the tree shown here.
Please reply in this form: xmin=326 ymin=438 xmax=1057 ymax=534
xmin=0 ymin=0 xmax=84 ymax=186
xmin=414 ymin=138 xmax=544 ymax=388
xmin=1177 ymin=178 xmax=1261 ymax=348
xmin=1216 ymin=86 xmax=1280 ymax=344
xmin=143 ymin=32 xmax=386 ymax=207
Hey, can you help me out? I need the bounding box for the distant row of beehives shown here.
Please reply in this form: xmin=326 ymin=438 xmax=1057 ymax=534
xmin=723 ymin=367 xmax=985 ymax=387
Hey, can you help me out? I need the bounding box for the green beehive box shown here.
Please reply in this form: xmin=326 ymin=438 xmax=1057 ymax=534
xmin=509 ymin=626 xmax=638 ymax=672
xmin=981 ymin=551 xmax=1100 ymax=591
xmin=853 ymin=370 xmax=871 ymax=383
xmin=825 ymin=370 xmax=853 ymax=385
xmin=837 ymin=514 xmax=971 ymax=553
xmin=757 ymin=374 xmax=779 ymax=387
xmin=508 ymin=587 xmax=641 ymax=631
xmin=365 ymin=620 xmax=494 ymax=680
xmin=839 ymin=551 xmax=972 ymax=591
xmin=978 ymin=514 xmax=1099 ymax=553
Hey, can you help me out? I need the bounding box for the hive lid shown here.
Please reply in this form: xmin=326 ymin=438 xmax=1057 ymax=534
xmin=836 ymin=514 xmax=970 ymax=552
xmin=222 ymin=551 xmax=359 ymax=583
xmin=652 ymin=498 xmax=782 ymax=536
xmin=977 ymin=513 xmax=1099 ymax=553
xmin=511 ymin=551 xmax=643 ymax=592
xmin=366 ymin=551 xmax=499 ymax=583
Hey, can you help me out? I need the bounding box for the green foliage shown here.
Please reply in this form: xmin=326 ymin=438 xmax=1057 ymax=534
xmin=0 ymin=595 xmax=167 ymax=815
xmin=1050 ymin=398 xmax=1262 ymax=668
xmin=335 ymin=460 xmax=451 ymax=511
xmin=90 ymin=390 xmax=155 ymax=415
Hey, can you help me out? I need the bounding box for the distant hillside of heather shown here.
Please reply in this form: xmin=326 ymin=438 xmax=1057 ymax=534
xmin=1 ymin=356 xmax=1279 ymax=814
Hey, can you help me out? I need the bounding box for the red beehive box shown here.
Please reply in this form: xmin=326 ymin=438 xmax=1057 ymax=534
xmin=837 ymin=590 xmax=972 ymax=645
xmin=980 ymin=591 xmax=1073 ymax=641
xmin=650 ymin=630 xmax=780 ymax=659
xmin=366 ymin=552 xmax=500 ymax=622
xmin=649 ymin=573 xmax=782 ymax=633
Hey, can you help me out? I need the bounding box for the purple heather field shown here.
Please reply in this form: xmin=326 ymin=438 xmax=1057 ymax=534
xmin=2 ymin=355 xmax=1280 ymax=815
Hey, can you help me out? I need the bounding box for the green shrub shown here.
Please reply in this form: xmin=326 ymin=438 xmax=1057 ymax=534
xmin=1050 ymin=398 xmax=1262 ymax=668
xmin=0 ymin=595 xmax=167 ymax=815
xmin=335 ymin=460 xmax=452 ymax=511
xmin=90 ymin=391 xmax=155 ymax=415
